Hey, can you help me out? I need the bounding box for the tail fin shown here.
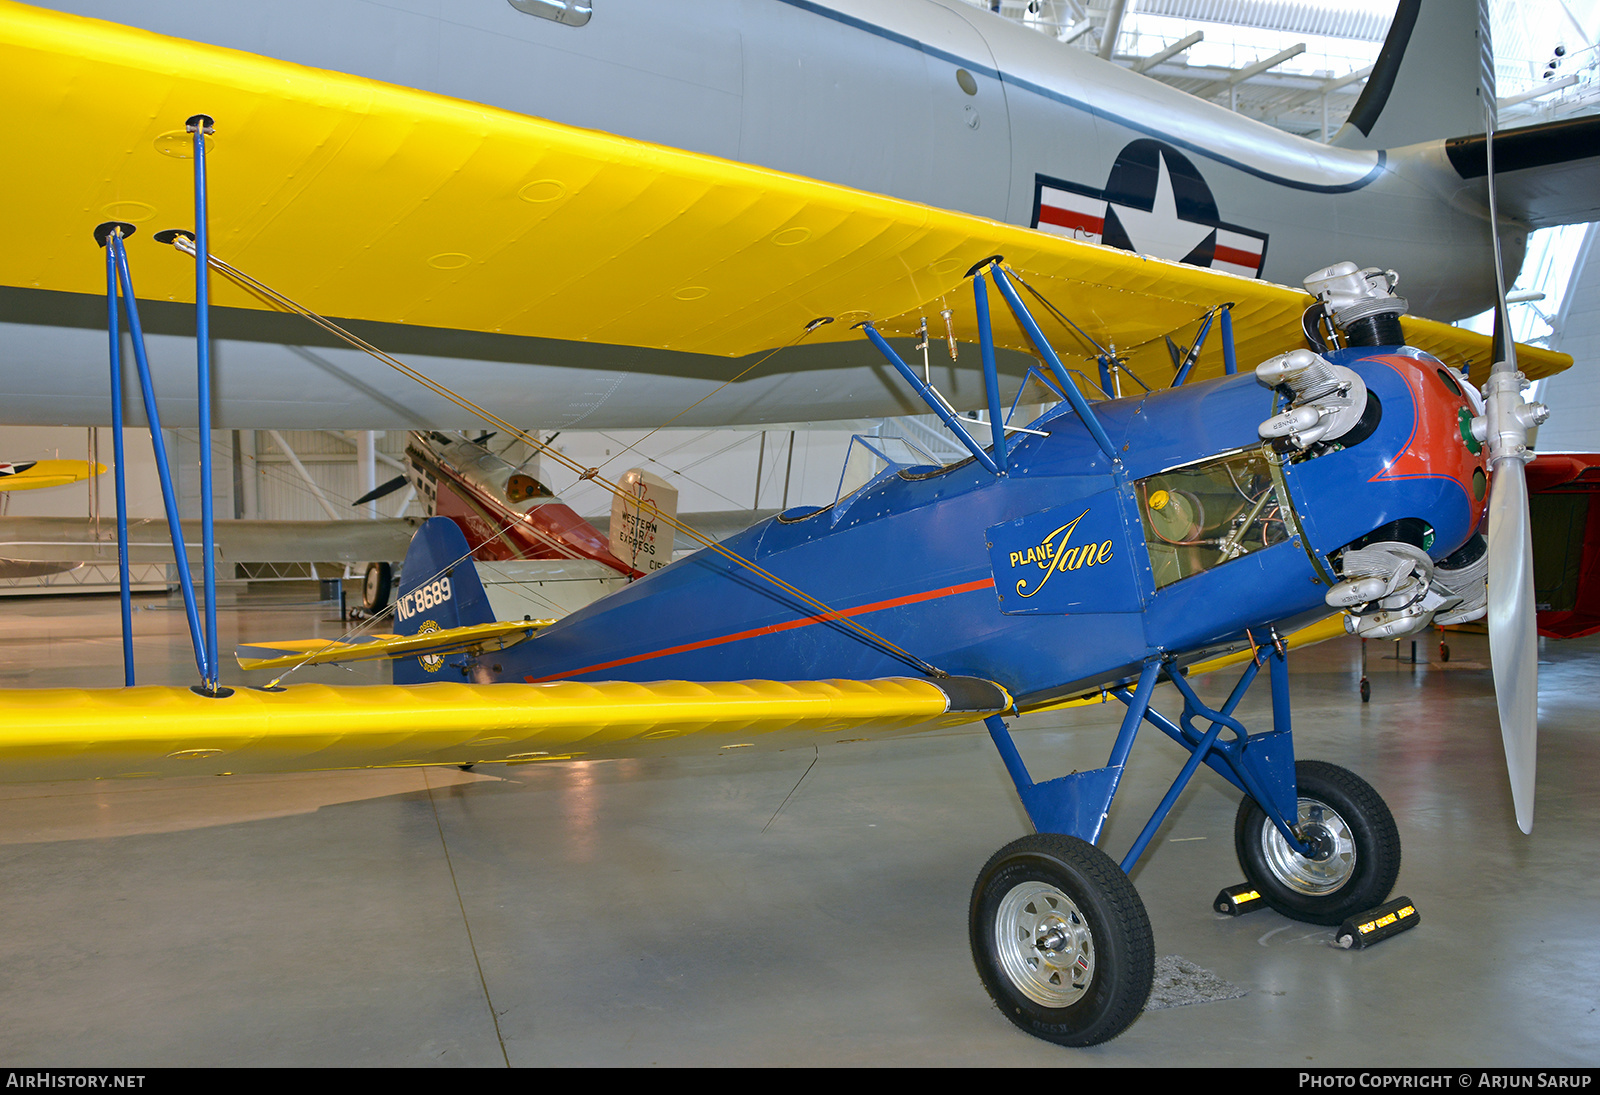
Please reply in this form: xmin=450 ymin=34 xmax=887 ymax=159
xmin=393 ymin=517 xmax=495 ymax=683
xmin=608 ymin=468 xmax=678 ymax=573
xmin=1331 ymin=0 xmax=1494 ymax=151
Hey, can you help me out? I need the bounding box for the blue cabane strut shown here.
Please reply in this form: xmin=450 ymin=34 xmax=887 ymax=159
xmin=858 ymin=258 xmax=1302 ymax=871
xmin=101 ymin=227 xmax=135 ymax=687
xmin=856 ymin=258 xmax=1127 ymax=472
xmin=190 ymin=115 xmax=221 ymax=693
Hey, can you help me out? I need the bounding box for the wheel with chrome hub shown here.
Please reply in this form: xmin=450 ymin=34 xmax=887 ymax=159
xmin=994 ymin=880 xmax=1096 ymax=1007
xmin=1235 ymin=760 xmax=1400 ymax=925
xmin=970 ymin=833 xmax=1153 ymax=1046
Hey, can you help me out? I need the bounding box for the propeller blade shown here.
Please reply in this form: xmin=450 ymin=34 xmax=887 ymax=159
xmin=1486 ymin=456 xmax=1537 ymax=833
xmin=1483 ymin=99 xmax=1515 ymax=371
xmin=352 ymin=474 xmax=408 ymax=506
xmin=1478 ymin=101 xmax=1542 ymax=833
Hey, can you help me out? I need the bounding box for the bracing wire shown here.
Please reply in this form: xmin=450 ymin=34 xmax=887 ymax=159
xmin=174 ymin=240 xmax=946 ymax=678
xmin=1003 ymin=265 xmax=1156 ymax=394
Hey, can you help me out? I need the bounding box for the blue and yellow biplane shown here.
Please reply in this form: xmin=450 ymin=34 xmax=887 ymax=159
xmin=0 ymin=3 xmax=1561 ymax=1047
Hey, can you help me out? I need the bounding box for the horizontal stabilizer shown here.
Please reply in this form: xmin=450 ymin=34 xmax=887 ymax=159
xmin=1445 ymin=116 xmax=1600 ymax=229
xmin=234 ymin=619 xmax=554 ymax=671
xmin=0 ymin=677 xmax=1012 ymax=782
xmin=0 ymin=559 xmax=80 ymax=579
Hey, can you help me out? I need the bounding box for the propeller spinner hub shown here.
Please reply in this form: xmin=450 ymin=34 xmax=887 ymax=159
xmin=1476 ymin=367 xmax=1548 ymax=468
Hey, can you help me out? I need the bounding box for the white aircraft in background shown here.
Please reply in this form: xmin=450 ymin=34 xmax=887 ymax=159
xmin=0 ymin=1 xmax=1575 ymax=1049
xmin=0 ymin=0 xmax=1588 ymax=432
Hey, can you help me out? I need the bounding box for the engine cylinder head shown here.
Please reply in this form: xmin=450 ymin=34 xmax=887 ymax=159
xmin=1254 ymin=348 xmax=1369 ymax=450
xmin=1303 ymin=262 xmax=1409 ymax=348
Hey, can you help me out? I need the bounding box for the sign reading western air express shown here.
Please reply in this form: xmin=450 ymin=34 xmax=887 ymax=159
xmin=987 ymin=491 xmax=1144 ymax=615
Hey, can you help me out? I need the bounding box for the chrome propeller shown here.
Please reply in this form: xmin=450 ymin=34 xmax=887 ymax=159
xmin=1475 ymin=106 xmax=1549 ymax=834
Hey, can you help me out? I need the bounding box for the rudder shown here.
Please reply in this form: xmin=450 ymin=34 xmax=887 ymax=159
xmin=392 ymin=516 xmax=495 ymax=684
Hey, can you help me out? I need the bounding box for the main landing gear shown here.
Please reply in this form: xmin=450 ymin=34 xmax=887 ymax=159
xmin=1235 ymin=759 xmax=1400 ymax=925
xmin=970 ymin=834 xmax=1154 ymax=1046
xmin=974 ymin=644 xmax=1401 ymax=1046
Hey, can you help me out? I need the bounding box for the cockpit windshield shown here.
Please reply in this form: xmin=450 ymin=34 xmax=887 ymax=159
xmin=1138 ymin=448 xmax=1289 ymax=589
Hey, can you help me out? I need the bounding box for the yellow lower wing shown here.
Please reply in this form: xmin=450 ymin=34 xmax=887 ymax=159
xmin=1184 ymin=615 xmax=1350 ymax=677
xmin=235 ymin=620 xmax=556 ymax=671
xmin=1015 ymin=614 xmax=1350 ymax=714
xmin=0 ymin=3 xmax=1568 ymax=386
xmin=0 ymin=677 xmax=1011 ymax=782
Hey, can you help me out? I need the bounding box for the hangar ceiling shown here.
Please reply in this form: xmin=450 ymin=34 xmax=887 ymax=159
xmin=962 ymin=0 xmax=1600 ymax=140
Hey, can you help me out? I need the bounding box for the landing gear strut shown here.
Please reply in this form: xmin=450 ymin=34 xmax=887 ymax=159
xmin=975 ymin=641 xmax=1400 ymax=1046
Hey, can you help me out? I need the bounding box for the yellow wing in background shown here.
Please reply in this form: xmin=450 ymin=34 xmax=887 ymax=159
xmin=0 ymin=2 xmax=1569 ymax=388
xmin=0 ymin=677 xmax=1011 ymax=782
xmin=0 ymin=460 xmax=105 ymax=492
xmin=234 ymin=619 xmax=556 ymax=671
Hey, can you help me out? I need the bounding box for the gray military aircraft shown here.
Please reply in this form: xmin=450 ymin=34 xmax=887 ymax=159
xmin=1 ymin=0 xmax=1593 ymax=430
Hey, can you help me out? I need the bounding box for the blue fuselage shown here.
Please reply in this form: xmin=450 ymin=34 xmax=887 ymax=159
xmin=486 ymin=346 xmax=1484 ymax=707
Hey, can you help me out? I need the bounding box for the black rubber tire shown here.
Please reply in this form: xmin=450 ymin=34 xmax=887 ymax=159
xmin=1440 ymin=643 xmax=1451 ymax=663
xmin=363 ymin=561 xmax=393 ymax=613
xmin=1234 ymin=760 xmax=1400 ymax=926
xmin=970 ymin=833 xmax=1153 ymax=1047
xmin=1360 ymin=678 xmax=1371 ymax=703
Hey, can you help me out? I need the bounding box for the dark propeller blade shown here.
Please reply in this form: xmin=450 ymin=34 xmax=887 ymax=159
xmin=352 ymin=474 xmax=408 ymax=506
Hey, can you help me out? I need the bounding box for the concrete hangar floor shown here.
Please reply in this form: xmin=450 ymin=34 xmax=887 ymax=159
xmin=0 ymin=585 xmax=1595 ymax=1067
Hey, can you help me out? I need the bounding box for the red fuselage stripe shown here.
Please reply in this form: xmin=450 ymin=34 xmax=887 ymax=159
xmin=1038 ymin=206 xmax=1105 ymax=234
xmin=523 ymin=576 xmax=998 ymax=682
xmin=1212 ymin=243 xmax=1260 ymax=268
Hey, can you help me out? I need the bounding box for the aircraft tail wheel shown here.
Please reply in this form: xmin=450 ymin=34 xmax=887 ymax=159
xmin=1360 ymin=678 xmax=1371 ymax=703
xmin=969 ymin=833 xmax=1153 ymax=1046
xmin=363 ymin=561 xmax=394 ymax=613
xmin=1234 ymin=760 xmax=1400 ymax=926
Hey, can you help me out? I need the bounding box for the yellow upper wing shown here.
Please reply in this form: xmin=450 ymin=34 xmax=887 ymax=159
xmin=0 ymin=2 xmax=1568 ymax=385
